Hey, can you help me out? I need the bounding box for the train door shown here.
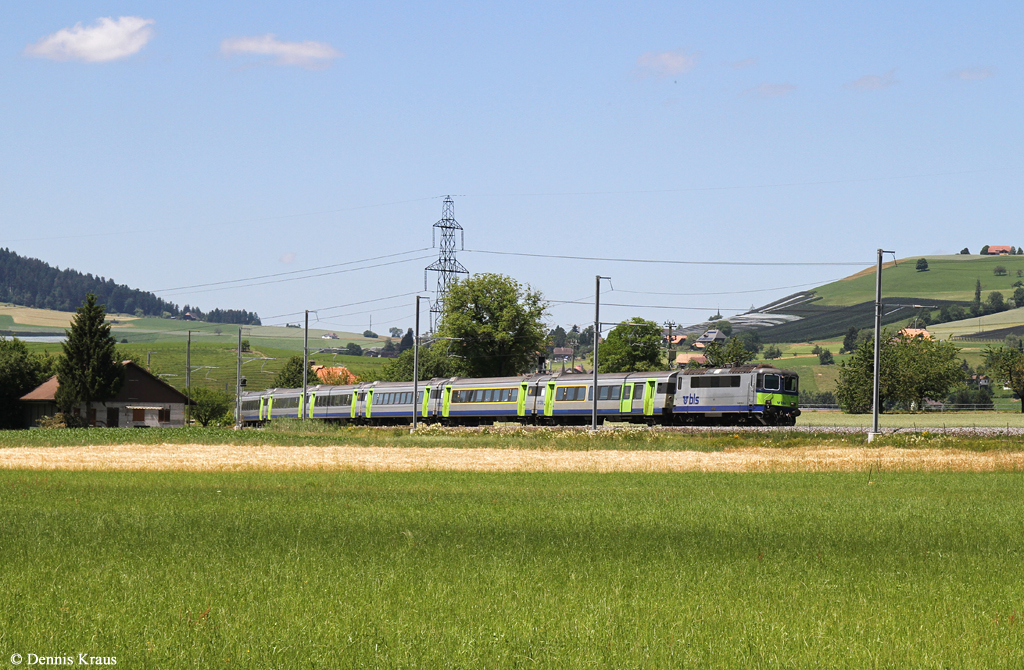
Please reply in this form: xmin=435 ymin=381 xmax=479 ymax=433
xmin=259 ymin=396 xmax=266 ymax=421
xmin=307 ymin=391 xmax=316 ymax=419
xmin=350 ymin=392 xmax=358 ymax=419
xmin=420 ymin=386 xmax=431 ymax=419
xmin=544 ymin=381 xmax=556 ymax=417
xmin=266 ymin=396 xmax=274 ymax=419
xmin=643 ymin=379 xmax=656 ymax=416
xmin=517 ymin=382 xmax=528 ymax=417
xmin=442 ymin=385 xmax=453 ymax=419
xmin=632 ymin=382 xmax=646 ymax=414
xmin=366 ymin=389 xmax=375 ymax=419
xmin=619 ymin=383 xmax=632 ymax=414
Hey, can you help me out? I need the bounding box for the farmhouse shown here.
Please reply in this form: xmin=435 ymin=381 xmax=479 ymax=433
xmin=693 ymin=329 xmax=728 ymax=349
xmin=20 ymin=361 xmax=190 ymax=428
xmin=987 ymin=245 xmax=1013 ymax=255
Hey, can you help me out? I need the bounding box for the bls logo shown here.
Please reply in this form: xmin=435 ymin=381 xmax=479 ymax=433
xmin=679 ymin=393 xmax=700 ymax=406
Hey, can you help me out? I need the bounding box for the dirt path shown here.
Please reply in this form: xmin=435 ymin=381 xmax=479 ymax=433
xmin=0 ymin=444 xmax=1021 ymax=473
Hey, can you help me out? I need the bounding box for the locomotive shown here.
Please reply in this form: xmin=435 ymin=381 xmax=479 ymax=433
xmin=239 ymin=364 xmax=800 ymax=427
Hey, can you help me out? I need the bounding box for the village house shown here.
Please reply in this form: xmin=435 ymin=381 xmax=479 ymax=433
xmin=20 ymin=361 xmax=190 ymax=428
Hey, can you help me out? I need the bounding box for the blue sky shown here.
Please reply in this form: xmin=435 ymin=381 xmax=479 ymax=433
xmin=1 ymin=1 xmax=1021 ymax=334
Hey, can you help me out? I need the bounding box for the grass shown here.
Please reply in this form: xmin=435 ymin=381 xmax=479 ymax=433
xmin=4 ymin=420 xmax=1024 ymax=452
xmin=1 ymin=469 xmax=1023 ymax=668
xmin=23 ymin=341 xmax=387 ymax=393
xmin=814 ymin=254 xmax=1024 ymax=306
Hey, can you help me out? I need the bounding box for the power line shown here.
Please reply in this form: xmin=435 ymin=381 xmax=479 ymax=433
xmin=464 ymin=248 xmax=869 ymax=266
xmin=158 ymin=255 xmax=435 ymax=297
xmin=156 ymin=248 xmax=431 ymax=292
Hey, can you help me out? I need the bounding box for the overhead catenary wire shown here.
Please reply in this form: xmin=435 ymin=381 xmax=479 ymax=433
xmin=464 ymin=248 xmax=870 ymax=266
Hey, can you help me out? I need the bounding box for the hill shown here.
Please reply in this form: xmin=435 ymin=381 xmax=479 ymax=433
xmin=731 ymin=254 xmax=1024 ymax=343
xmin=0 ymin=247 xmax=259 ymax=324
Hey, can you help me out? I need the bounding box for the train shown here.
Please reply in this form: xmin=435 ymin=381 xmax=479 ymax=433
xmin=239 ymin=364 xmax=800 ymax=427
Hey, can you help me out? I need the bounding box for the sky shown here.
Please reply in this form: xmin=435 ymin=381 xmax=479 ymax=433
xmin=1 ymin=1 xmax=1022 ymax=336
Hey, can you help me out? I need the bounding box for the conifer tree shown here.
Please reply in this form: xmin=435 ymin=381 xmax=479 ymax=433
xmin=55 ymin=294 xmax=123 ymax=420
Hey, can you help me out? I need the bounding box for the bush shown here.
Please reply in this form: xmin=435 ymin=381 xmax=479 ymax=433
xmin=363 ymin=330 xmax=378 ymax=338
xmin=818 ymin=349 xmax=834 ymax=365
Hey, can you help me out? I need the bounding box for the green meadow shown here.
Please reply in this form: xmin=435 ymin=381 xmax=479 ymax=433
xmin=814 ymin=254 xmax=1024 ymax=306
xmin=1 ymin=469 xmax=1022 ymax=668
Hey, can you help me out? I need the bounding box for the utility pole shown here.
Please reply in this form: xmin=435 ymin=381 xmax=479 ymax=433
xmin=302 ymin=310 xmax=309 ymax=421
xmin=412 ymin=295 xmax=430 ymax=431
xmin=664 ymin=321 xmax=677 ymax=369
xmin=869 ymin=248 xmax=895 ymax=442
xmin=235 ymin=327 xmax=243 ymax=428
xmin=185 ymin=330 xmax=191 ymax=426
xmin=592 ymin=276 xmax=611 ymax=430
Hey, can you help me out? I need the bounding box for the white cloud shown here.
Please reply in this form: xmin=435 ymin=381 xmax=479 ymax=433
xmin=744 ymin=82 xmax=796 ymax=98
xmin=24 ymin=16 xmax=155 ymax=63
xmin=221 ymin=34 xmax=343 ymax=68
xmin=948 ymin=67 xmax=995 ymax=81
xmin=636 ymin=49 xmax=700 ymax=77
xmin=845 ymin=69 xmax=898 ymax=91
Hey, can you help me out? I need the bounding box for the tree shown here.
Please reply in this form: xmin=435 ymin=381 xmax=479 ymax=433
xmin=841 ymin=326 xmax=859 ymax=354
xmin=240 ymin=339 xmax=251 ymax=353
xmin=973 ymin=279 xmax=983 ymax=315
xmin=818 ymin=349 xmax=835 ymax=365
xmin=398 ymin=328 xmax=414 ymax=353
xmin=987 ymin=291 xmax=1006 ymax=313
xmin=55 ymin=294 xmax=123 ymax=421
xmin=835 ymin=331 xmax=964 ymax=413
xmin=188 ymin=387 xmax=233 ymax=427
xmin=916 ymin=258 xmax=929 ymax=272
xmin=363 ymin=330 xmax=378 ymax=338
xmin=703 ymin=337 xmax=754 ymax=368
xmin=960 ymin=247 xmax=970 ymax=255
xmin=435 ymin=273 xmax=547 ymax=378
xmin=345 ymin=343 xmax=363 ymax=356
xmin=762 ymin=344 xmax=782 ymax=360
xmin=0 ymin=338 xmax=52 ymax=428
xmin=994 ymin=265 xmax=1008 ymax=277
xmin=984 ymin=346 xmax=1024 ymax=413
xmin=599 ymin=318 xmax=664 ymax=373
xmin=713 ymin=320 xmax=733 ymax=336
xmin=1014 ymin=288 xmax=1024 ymax=308
xmin=548 ymin=325 xmax=567 ymax=348
xmin=389 ymin=327 xmax=403 ymax=338
xmin=377 ymin=343 xmax=460 ymax=381
xmin=735 ymin=330 xmax=762 ymax=357
xmin=981 ymin=245 xmax=990 ymax=255
xmin=272 ymin=355 xmax=312 ymax=389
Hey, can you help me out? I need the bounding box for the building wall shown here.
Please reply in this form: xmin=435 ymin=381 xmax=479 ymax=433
xmin=81 ymin=402 xmax=187 ymax=428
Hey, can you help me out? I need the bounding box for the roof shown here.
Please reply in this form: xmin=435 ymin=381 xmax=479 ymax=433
xmin=20 ymin=375 xmax=59 ymax=402
xmin=675 ymin=353 xmax=707 ymax=365
xmin=19 ymin=362 xmax=190 ymax=404
xmin=899 ymin=328 xmax=933 ymax=340
xmin=695 ymin=329 xmax=728 ymax=343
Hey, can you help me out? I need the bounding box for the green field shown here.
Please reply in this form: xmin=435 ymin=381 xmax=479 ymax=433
xmin=24 ymin=341 xmax=387 ymax=393
xmin=1 ymin=469 xmax=1022 ymax=668
xmin=814 ymin=254 xmax=1024 ymax=306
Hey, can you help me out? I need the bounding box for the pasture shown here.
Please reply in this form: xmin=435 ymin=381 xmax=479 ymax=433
xmin=1 ymin=467 xmax=1022 ymax=668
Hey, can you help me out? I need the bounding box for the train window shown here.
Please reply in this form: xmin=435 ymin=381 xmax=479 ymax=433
xmin=784 ymin=377 xmax=798 ymax=392
xmin=657 ymin=383 xmax=669 ymax=394
xmin=556 ymin=386 xmax=585 ymax=401
xmin=633 ymin=383 xmax=645 ymax=399
xmin=416 ymin=391 xmax=423 ymax=405
xmin=432 ymin=389 xmax=442 ymax=399
xmin=591 ymin=386 xmax=621 ymax=401
xmin=762 ymin=374 xmax=781 ymax=391
xmin=528 ymin=387 xmax=539 ymax=396
xmin=484 ymin=389 xmax=494 ymax=402
xmin=622 ymin=385 xmax=631 ymax=400
xmin=358 ymin=392 xmax=366 ymax=401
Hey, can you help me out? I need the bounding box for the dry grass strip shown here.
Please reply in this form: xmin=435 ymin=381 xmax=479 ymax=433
xmin=0 ymin=444 xmax=1023 ymax=473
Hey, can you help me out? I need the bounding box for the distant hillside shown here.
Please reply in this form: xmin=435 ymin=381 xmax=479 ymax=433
xmin=813 ymin=254 xmax=1024 ymax=306
xmin=0 ymin=248 xmax=260 ymax=325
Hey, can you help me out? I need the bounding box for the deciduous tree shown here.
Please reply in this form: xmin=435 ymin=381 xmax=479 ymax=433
xmin=916 ymin=258 xmax=929 ymax=272
xmin=436 ymin=273 xmax=548 ymax=378
xmin=835 ymin=331 xmax=964 ymax=413
xmin=272 ymin=355 xmax=312 ymax=389
xmin=599 ymin=318 xmax=664 ymax=373
xmin=703 ymin=337 xmax=754 ymax=368
xmin=0 ymin=338 xmax=53 ymax=428
xmin=188 ymin=387 xmax=233 ymax=427
xmin=983 ymin=346 xmax=1024 ymax=413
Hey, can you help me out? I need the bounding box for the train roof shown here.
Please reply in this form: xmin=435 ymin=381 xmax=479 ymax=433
xmin=679 ymin=365 xmax=796 ymax=376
